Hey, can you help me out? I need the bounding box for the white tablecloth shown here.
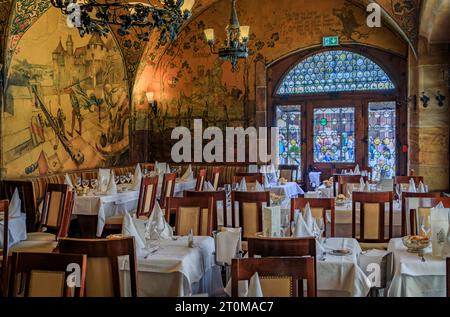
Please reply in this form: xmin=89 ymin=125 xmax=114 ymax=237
xmin=266 ymin=182 xmax=304 ymax=198
xmin=387 ymin=238 xmax=447 ymax=297
xmin=119 ymin=236 xmax=224 ymax=297
xmin=317 ymin=238 xmax=371 ymax=297
xmin=224 ymin=237 xmax=370 ymax=297
xmin=72 ymin=190 xmax=139 ymax=237
xmin=0 ymin=213 xmax=27 ymax=248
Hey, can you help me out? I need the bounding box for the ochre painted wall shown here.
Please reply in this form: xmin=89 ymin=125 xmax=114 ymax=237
xmin=134 ymin=0 xmax=408 ymax=161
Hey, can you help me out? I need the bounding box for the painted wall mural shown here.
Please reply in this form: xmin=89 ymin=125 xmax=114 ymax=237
xmin=134 ymin=0 xmax=408 ymax=161
xmin=2 ymin=7 xmax=129 ymax=178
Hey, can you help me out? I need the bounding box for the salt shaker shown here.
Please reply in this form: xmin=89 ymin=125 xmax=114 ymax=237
xmin=188 ymin=229 xmax=194 ymax=248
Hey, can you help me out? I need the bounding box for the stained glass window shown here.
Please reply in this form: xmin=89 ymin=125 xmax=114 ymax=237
xmin=314 ymin=107 xmax=355 ymax=163
xmin=368 ymin=101 xmax=396 ymax=180
xmin=277 ymin=50 xmax=395 ymax=95
xmin=276 ymin=106 xmax=301 ymax=179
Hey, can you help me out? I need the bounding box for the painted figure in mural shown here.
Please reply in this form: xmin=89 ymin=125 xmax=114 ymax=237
xmin=332 ymin=6 xmax=369 ymax=41
xmin=57 ymin=108 xmax=66 ymax=138
xmin=66 ymin=82 xmax=91 ymax=137
xmin=103 ymin=84 xmax=129 ymax=145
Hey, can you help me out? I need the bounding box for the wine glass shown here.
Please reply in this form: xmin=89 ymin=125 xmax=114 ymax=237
xmin=75 ymin=177 xmax=82 ymax=189
xmin=224 ymin=184 xmax=231 ymax=204
xmin=120 ymin=175 xmax=126 ymax=185
xmin=281 ymin=213 xmax=290 ymax=237
xmin=82 ymin=179 xmax=90 ymax=189
xmin=90 ymin=179 xmax=98 ymax=192
xmin=114 ymin=175 xmax=120 ymax=184
xmin=420 ymin=215 xmax=431 ymax=238
xmin=127 ymin=172 xmax=133 ymax=184
xmin=143 ymin=169 xmax=148 ymax=177
xmin=290 ymin=221 xmax=296 ymax=237
xmin=395 ymin=184 xmax=402 ymax=205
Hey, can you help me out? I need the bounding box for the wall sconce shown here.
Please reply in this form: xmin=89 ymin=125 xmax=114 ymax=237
xmin=146 ymin=92 xmax=158 ymax=116
xmin=420 ymin=92 xmax=430 ymax=108
xmin=436 ymin=91 xmax=446 ymax=107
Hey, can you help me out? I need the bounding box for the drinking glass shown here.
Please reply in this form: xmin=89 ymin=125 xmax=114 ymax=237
xmin=281 ymin=213 xmax=290 ymax=237
xmin=114 ymin=175 xmax=120 ymax=184
xmin=127 ymin=172 xmax=133 ymax=183
xmin=82 ymin=179 xmax=90 ymax=189
xmin=90 ymin=179 xmax=98 ymax=192
xmin=75 ymin=177 xmax=82 ymax=189
xmin=420 ymin=216 xmax=431 ymax=238
xmin=120 ymin=175 xmax=126 ymax=185
xmin=395 ymin=184 xmax=402 ymax=205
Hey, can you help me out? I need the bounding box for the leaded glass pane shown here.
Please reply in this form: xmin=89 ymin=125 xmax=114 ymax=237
xmin=314 ymin=107 xmax=355 ymax=163
xmin=368 ymin=101 xmax=396 ymax=180
xmin=277 ymin=50 xmax=395 ymax=95
xmin=276 ymin=106 xmax=301 ymax=179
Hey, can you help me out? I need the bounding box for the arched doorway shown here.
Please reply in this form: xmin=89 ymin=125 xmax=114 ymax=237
xmin=267 ymin=45 xmax=408 ymax=184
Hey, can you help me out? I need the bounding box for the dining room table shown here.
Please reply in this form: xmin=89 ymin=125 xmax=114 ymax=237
xmin=72 ymin=178 xmax=198 ymax=237
xmin=118 ymin=235 xmax=224 ymax=297
xmin=387 ymin=238 xmax=448 ymax=297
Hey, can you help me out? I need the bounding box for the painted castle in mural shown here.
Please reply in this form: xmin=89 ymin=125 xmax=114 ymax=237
xmin=2 ymin=8 xmax=129 ymax=178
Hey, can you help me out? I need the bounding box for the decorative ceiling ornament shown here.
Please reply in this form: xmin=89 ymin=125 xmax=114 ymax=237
xmin=50 ymin=0 xmax=195 ymax=44
xmin=203 ymin=0 xmax=249 ymax=72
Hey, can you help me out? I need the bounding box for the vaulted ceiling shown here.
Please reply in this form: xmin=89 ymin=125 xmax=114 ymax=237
xmin=0 ymin=0 xmax=430 ymax=86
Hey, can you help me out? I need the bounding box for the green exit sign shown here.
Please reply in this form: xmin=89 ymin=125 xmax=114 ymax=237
xmin=323 ymin=36 xmax=340 ymax=47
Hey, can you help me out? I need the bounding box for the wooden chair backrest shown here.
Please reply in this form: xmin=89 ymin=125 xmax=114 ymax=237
xmin=231 ymin=257 xmax=316 ymax=297
xmin=337 ymin=175 xmax=368 ymax=196
xmin=401 ymin=192 xmax=441 ymax=236
xmin=195 ymin=169 xmax=207 ymax=192
xmin=211 ymin=166 xmax=224 ymax=190
xmin=278 ymin=165 xmax=298 ymax=182
xmin=39 ymin=183 xmax=72 ymax=239
xmin=57 ymin=237 xmax=138 ymax=297
xmin=352 ymin=191 xmax=393 ymax=243
xmin=136 ymin=176 xmax=159 ymax=218
xmin=7 ymin=252 xmax=87 ymax=297
xmin=184 ymin=190 xmax=227 ymax=230
xmin=160 ymin=173 xmax=177 ymax=208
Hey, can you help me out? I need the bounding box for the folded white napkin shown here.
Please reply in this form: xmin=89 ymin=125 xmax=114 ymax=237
xmin=364 ymin=181 xmax=371 ymax=192
xmin=106 ymin=171 xmax=118 ymax=195
xmin=216 ymin=227 xmax=241 ymax=265
xmin=418 ymin=181 xmax=426 ymax=193
xmin=98 ymin=168 xmax=111 ymax=192
xmin=239 ymin=178 xmax=247 ymax=192
xmin=146 ymin=202 xmax=173 ymax=240
xmin=354 ymin=164 xmax=360 ymax=175
xmin=408 ymin=179 xmax=417 ymax=193
xmin=303 ymin=203 xmax=315 ymax=233
xmin=203 ymin=181 xmax=215 ymax=191
xmin=305 ymin=191 xmax=320 ymax=199
xmin=255 ymin=181 xmax=265 ymax=192
xmin=8 ymin=188 xmax=21 ymax=218
xmin=435 ymin=202 xmax=445 ymax=209
xmin=359 ymin=177 xmax=365 ymax=191
xmin=133 ymin=164 xmax=142 ymax=191
xmin=181 ymin=164 xmax=193 ymax=181
xmin=64 ymin=174 xmax=74 ymax=190
xmin=122 ymin=212 xmax=146 ymax=257
xmin=166 ymin=164 xmax=171 ymax=174
xmin=294 ymin=211 xmax=313 ymax=237
xmin=247 ymin=272 xmax=264 ymax=297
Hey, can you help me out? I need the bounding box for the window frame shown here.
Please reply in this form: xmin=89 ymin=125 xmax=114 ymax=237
xmin=268 ymin=45 xmax=408 ymax=184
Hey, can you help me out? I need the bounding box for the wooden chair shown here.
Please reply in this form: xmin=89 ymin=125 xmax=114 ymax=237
xmin=136 ymin=176 xmax=159 ymax=219
xmin=395 ymin=176 xmax=424 ymax=191
xmin=184 ymin=190 xmax=227 ymax=230
xmin=401 ymin=192 xmax=441 ymax=236
xmin=290 ymin=198 xmax=335 ymax=237
xmin=231 ymin=257 xmax=316 ymax=297
xmin=165 ymin=197 xmax=214 ymax=236
xmin=3 ymin=181 xmax=37 ymax=232
xmin=7 ymin=252 xmax=87 ymax=297
xmin=1 ymin=200 xmax=10 ymax=295
xmin=247 ymin=236 xmax=317 ymax=297
xmin=231 ymin=191 xmax=270 ymax=244
xmin=352 ymin=191 xmax=393 ymax=250
xmin=447 ymin=257 xmax=450 ymax=298
xmin=278 ymin=165 xmax=298 ymax=182
xmin=195 ymin=169 xmax=207 ymax=192
xmin=211 ymin=166 xmax=224 ymax=190
xmin=27 ymin=183 xmax=73 ymax=242
xmin=337 ymin=175 xmax=368 ymax=197
xmin=160 ymin=173 xmax=177 ymax=208
xmin=57 ymin=237 xmax=138 ymax=297
xmin=407 ymin=197 xmax=450 ymax=236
